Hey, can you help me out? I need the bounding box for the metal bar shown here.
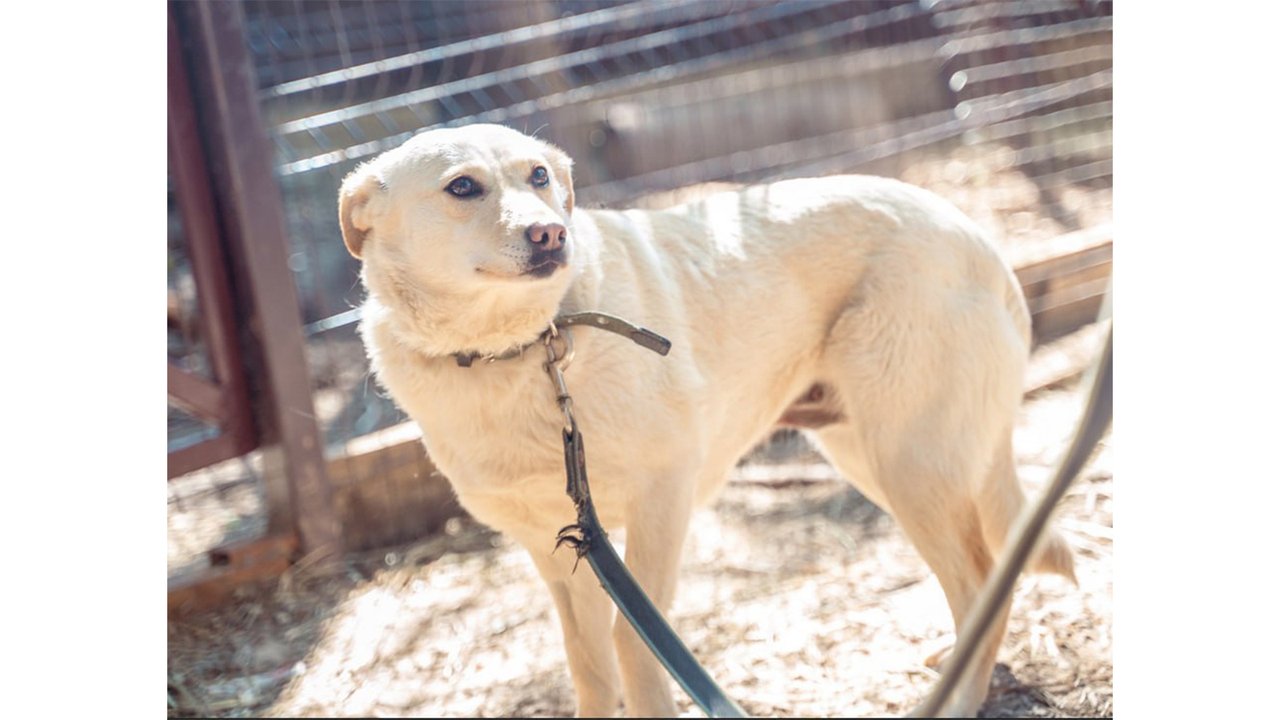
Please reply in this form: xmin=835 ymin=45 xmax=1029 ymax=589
xmin=956 ymin=69 xmax=1112 ymax=120
xmin=939 ymin=16 xmax=1111 ymax=58
xmin=931 ymin=0 xmax=1082 ymax=29
xmin=303 ymin=306 xmax=362 ymax=336
xmin=974 ymin=100 xmax=1113 ymax=144
xmin=179 ymin=0 xmax=342 ymax=560
xmin=260 ymin=0 xmax=686 ymax=99
xmin=282 ymin=14 xmax=925 ymax=176
xmin=1004 ymin=130 xmax=1113 ymax=170
xmin=1026 ymin=157 xmax=1113 ymax=189
xmin=272 ymin=0 xmax=855 ymax=137
xmin=957 ymin=44 xmax=1111 ymax=87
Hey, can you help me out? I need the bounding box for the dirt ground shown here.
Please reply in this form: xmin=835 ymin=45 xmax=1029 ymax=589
xmin=167 ymin=325 xmax=1111 ymax=719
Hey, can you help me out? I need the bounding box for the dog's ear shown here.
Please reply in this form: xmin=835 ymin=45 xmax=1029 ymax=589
xmin=541 ymin=142 xmax=576 ymax=216
xmin=338 ymin=165 xmax=384 ymax=259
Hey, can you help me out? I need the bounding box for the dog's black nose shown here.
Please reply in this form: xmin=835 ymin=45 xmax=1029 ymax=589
xmin=526 ymin=222 xmax=567 ymax=251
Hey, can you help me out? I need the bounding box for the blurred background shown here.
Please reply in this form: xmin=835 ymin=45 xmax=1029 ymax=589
xmin=168 ymin=1 xmax=1112 ymax=716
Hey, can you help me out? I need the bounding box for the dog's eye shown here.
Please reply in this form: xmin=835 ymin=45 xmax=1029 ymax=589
xmin=531 ymin=166 xmax=550 ymax=188
xmin=446 ymin=176 xmax=481 ymax=198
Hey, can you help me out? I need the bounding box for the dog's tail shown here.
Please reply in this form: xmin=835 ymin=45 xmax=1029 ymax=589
xmin=1028 ymin=527 xmax=1078 ymax=583
xmin=978 ymin=438 xmax=1078 ymax=585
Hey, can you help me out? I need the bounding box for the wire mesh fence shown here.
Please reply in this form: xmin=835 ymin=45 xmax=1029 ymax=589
xmin=168 ymin=0 xmax=1112 ymax=563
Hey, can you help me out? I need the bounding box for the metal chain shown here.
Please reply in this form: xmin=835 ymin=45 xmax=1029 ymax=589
xmin=543 ymin=324 xmax=576 ymax=433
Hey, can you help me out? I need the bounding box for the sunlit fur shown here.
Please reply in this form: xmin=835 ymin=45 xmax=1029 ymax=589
xmin=339 ymin=124 xmax=1075 ymax=717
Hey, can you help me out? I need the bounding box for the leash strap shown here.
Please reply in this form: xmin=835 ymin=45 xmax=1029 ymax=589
xmin=543 ymin=321 xmax=746 ymax=718
xmin=557 ymin=421 xmax=748 ymax=719
xmin=554 ymin=311 xmax=673 ymax=356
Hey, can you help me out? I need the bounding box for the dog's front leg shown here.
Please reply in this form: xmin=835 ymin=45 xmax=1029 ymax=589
xmin=525 ymin=539 xmax=623 ymax=717
xmin=612 ymin=480 xmax=695 ymax=718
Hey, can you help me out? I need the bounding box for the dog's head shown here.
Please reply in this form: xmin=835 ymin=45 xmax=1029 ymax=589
xmin=338 ymin=124 xmax=578 ymax=355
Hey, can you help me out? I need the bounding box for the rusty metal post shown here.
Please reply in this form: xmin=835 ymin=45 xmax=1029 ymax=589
xmin=173 ymin=1 xmax=342 ymax=561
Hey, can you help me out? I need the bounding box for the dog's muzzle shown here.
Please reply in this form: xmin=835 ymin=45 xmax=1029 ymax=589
xmin=525 ymin=247 xmax=568 ymax=277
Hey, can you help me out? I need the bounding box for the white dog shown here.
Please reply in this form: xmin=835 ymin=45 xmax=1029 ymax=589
xmin=338 ymin=123 xmax=1075 ymax=717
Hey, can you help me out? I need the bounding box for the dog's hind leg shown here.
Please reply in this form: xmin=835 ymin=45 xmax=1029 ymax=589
xmin=815 ymin=422 xmax=1012 ymax=717
xmin=808 ymin=286 xmax=1043 ymax=716
xmin=878 ymin=460 xmax=1010 ymax=717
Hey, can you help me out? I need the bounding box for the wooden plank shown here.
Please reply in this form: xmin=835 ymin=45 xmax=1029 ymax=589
xmin=1030 ymin=276 xmax=1111 ymax=344
xmin=168 ymin=433 xmax=254 ymax=480
xmin=326 ymin=429 xmax=463 ymax=552
xmin=1011 ymin=225 xmax=1112 ymax=346
xmin=1017 ymin=241 xmax=1112 ymax=293
xmin=167 ymin=9 xmax=257 ymax=471
xmin=168 ymin=9 xmax=256 ymax=459
xmin=168 ymin=534 xmax=298 ymax=616
xmin=167 ymin=364 xmax=229 ymax=424
xmin=1025 ymin=254 xmax=1111 ymax=310
xmin=1007 ymin=222 xmax=1111 ymax=269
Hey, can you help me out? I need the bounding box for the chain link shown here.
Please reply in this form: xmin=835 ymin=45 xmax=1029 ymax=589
xmin=544 ymin=325 xmax=576 ymax=433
